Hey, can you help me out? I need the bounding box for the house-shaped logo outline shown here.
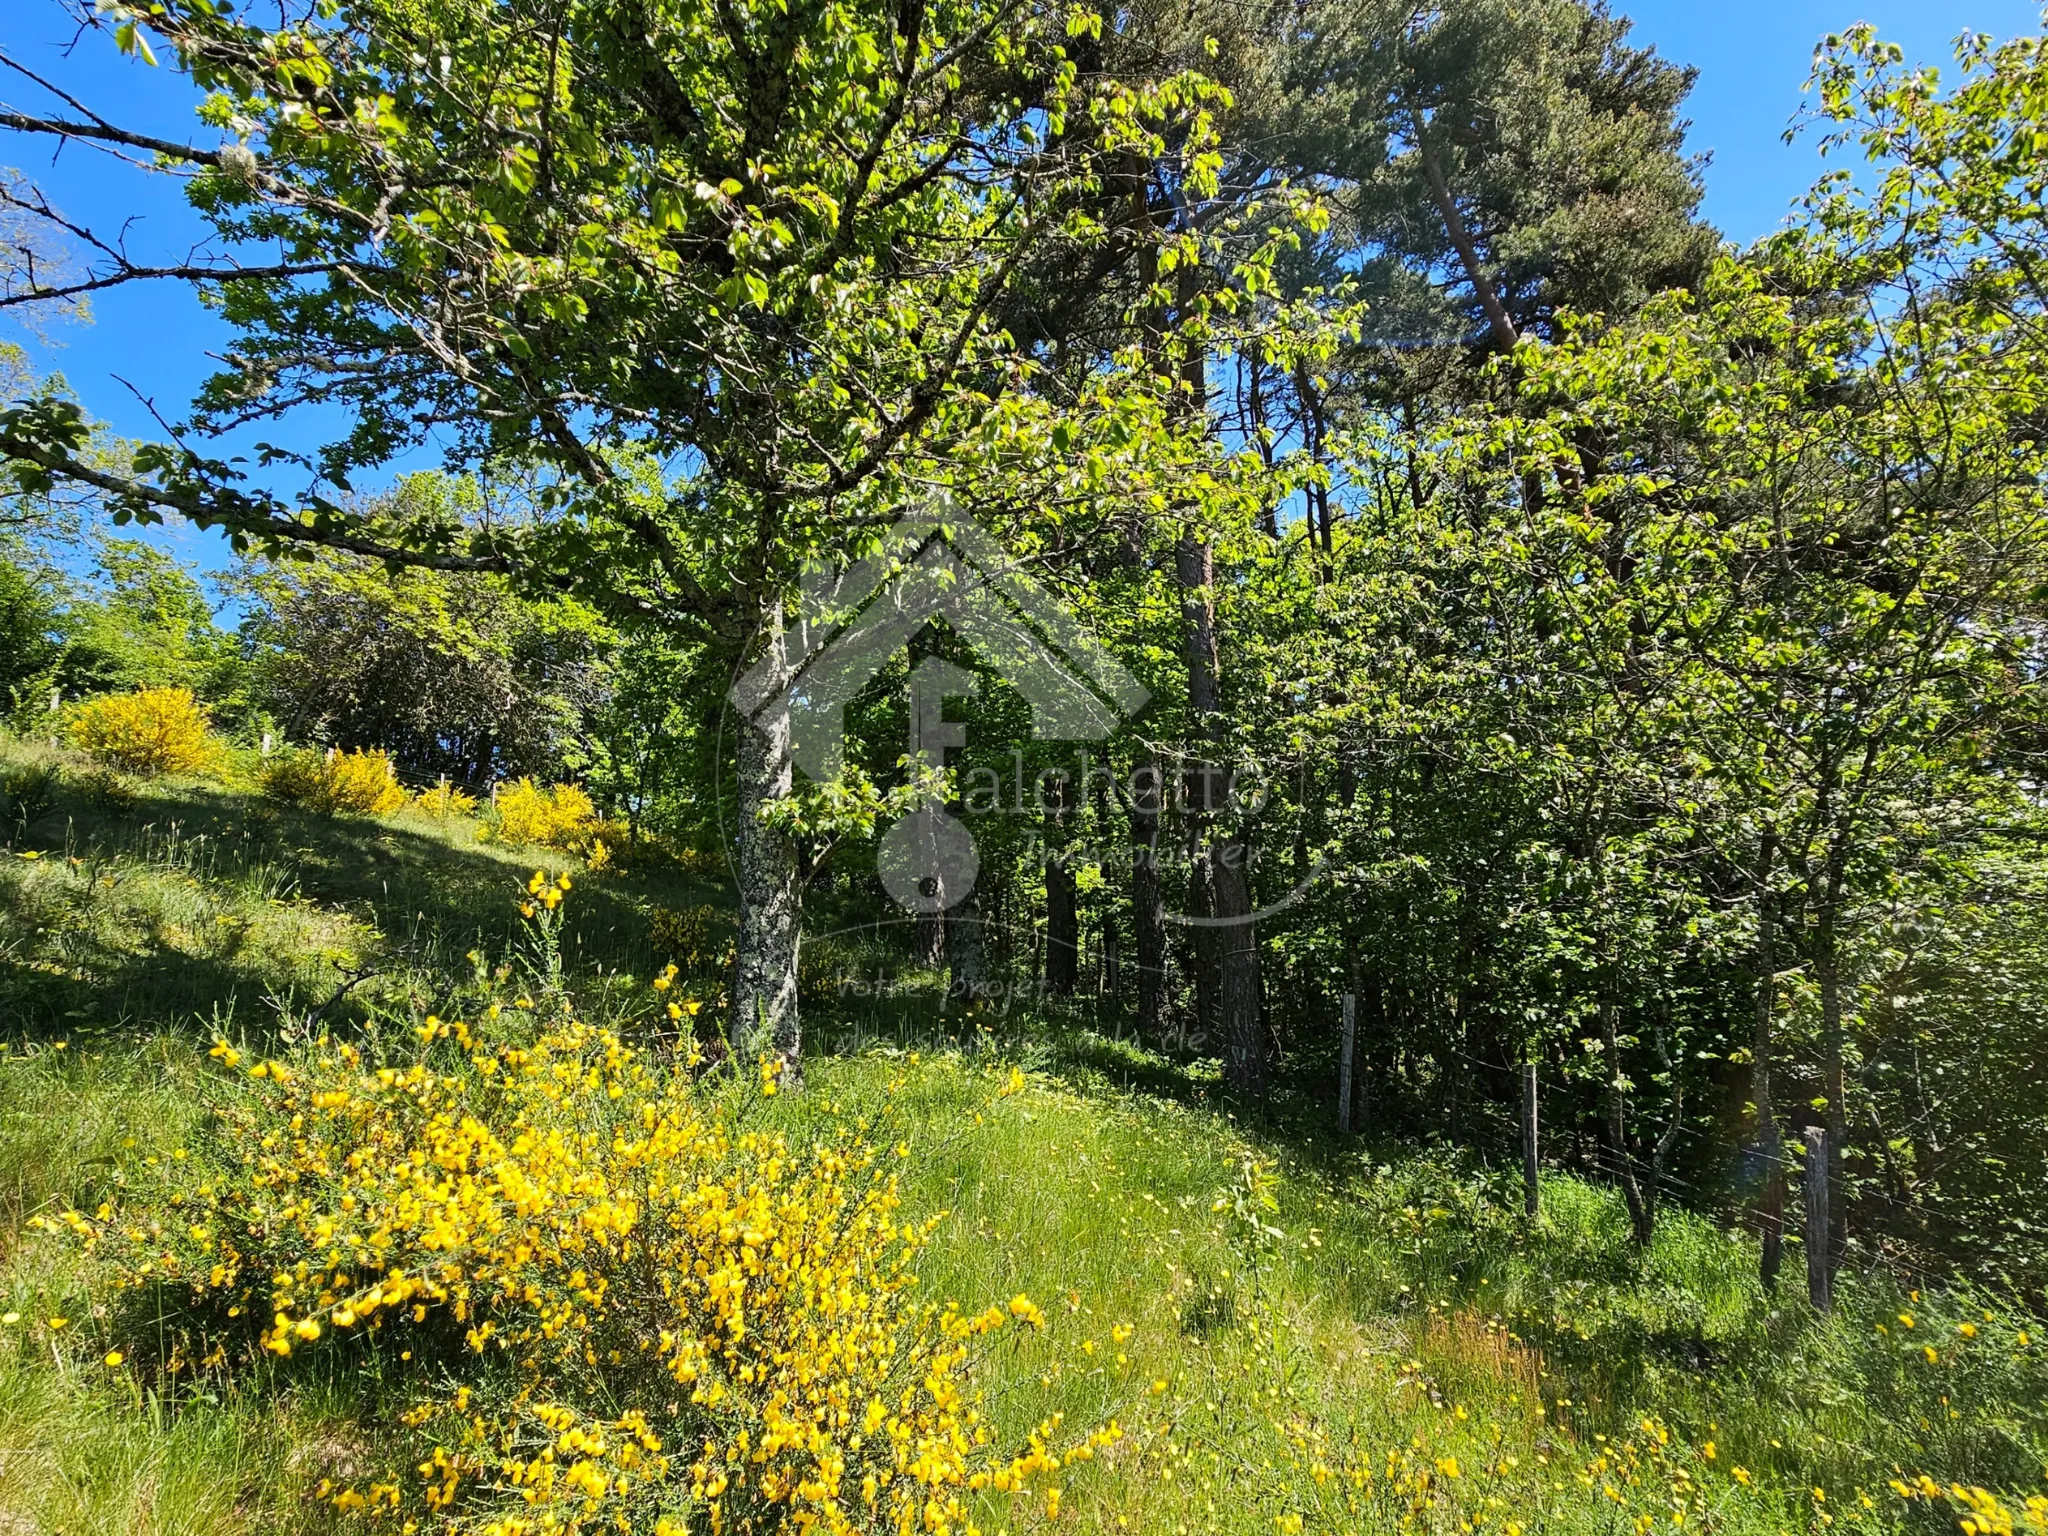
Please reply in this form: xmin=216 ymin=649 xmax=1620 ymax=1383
xmin=731 ymin=498 xmax=1149 ymax=779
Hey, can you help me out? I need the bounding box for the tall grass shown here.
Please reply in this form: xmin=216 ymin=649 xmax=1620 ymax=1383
xmin=2 ymin=737 xmax=2044 ymax=1534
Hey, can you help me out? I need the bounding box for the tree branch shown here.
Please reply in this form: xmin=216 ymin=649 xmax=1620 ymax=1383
xmin=0 ymin=258 xmax=360 ymax=311
xmin=0 ymin=431 xmax=518 ymax=574
xmin=0 ymin=109 xmax=223 ymax=168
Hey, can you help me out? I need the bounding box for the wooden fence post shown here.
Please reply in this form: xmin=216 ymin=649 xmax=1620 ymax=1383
xmin=1522 ymin=1061 xmax=1540 ymax=1218
xmin=1805 ymin=1127 xmax=1831 ymax=1313
xmin=1337 ymin=993 xmax=1357 ymax=1134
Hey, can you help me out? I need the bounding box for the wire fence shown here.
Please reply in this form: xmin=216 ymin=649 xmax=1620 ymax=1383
xmin=1354 ymin=1034 xmax=1988 ymax=1294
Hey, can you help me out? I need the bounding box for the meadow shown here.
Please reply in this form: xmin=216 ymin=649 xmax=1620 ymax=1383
xmin=1 ymin=735 xmax=2044 ymax=1536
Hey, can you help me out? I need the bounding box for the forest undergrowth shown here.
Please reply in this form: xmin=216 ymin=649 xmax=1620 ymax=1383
xmin=1 ymin=741 xmax=2044 ymax=1536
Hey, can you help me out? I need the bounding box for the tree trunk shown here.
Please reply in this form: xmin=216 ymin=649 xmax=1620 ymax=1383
xmin=1816 ymin=844 xmax=1849 ymax=1275
xmin=1602 ymin=993 xmax=1654 ymax=1246
xmin=1804 ymin=1127 xmax=1833 ymax=1313
xmin=1130 ymin=760 xmax=1168 ymax=1040
xmin=1753 ymin=836 xmax=1784 ymax=1291
xmin=1045 ymin=847 xmax=1079 ymax=996
xmin=1522 ymin=1060 xmax=1540 ymax=1219
xmin=1649 ymin=1005 xmax=1686 ymax=1219
xmin=733 ymin=598 xmax=802 ymax=1081
xmin=945 ymin=886 xmax=987 ymax=1015
xmin=1212 ymin=834 xmax=1265 ymax=1098
xmin=1186 ymin=843 xmax=1220 ymax=1047
xmin=1338 ymin=993 xmax=1357 ymax=1134
xmin=1293 ymin=360 xmax=1334 ymax=567
xmin=916 ymin=910 xmax=946 ymax=967
xmin=1176 ymin=535 xmax=1263 ymax=1098
xmin=1410 ymin=114 xmax=1519 ymax=354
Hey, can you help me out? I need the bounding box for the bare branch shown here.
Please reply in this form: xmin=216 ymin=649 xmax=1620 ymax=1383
xmin=0 ymin=108 xmax=223 ymax=168
xmin=0 ymin=256 xmax=361 ymax=310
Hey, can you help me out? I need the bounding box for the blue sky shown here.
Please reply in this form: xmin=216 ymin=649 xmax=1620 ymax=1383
xmin=2 ymin=0 xmax=2043 ymax=580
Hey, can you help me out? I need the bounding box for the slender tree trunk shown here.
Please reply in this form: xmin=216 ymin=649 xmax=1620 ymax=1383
xmin=1354 ymin=965 xmax=1380 ymax=1135
xmin=1293 ymin=360 xmax=1333 ymax=567
xmin=1130 ymin=759 xmax=1168 ymax=1039
xmin=1246 ymin=358 xmax=1280 ymax=539
xmin=1176 ymin=536 xmax=1263 ymax=1098
xmin=1753 ymin=836 xmax=1784 ymax=1291
xmin=1045 ymin=846 xmax=1079 ymax=996
xmin=1212 ymin=835 xmax=1264 ymax=1097
xmin=1805 ymin=1127 xmax=1833 ymax=1313
xmin=1522 ymin=1060 xmax=1540 ymax=1219
xmin=1816 ymin=843 xmax=1849 ymax=1274
xmin=1186 ymin=841 xmax=1220 ymax=1047
xmin=1602 ymin=991 xmax=1654 ymax=1246
xmin=733 ymin=598 xmax=802 ymax=1080
xmin=1338 ymin=993 xmax=1357 ymax=1134
xmin=1649 ymin=1005 xmax=1685 ymax=1216
xmin=1409 ymin=115 xmax=1520 ymax=354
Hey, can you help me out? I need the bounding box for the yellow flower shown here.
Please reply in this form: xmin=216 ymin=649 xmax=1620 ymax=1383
xmin=65 ymin=1011 xmax=1105 ymax=1534
xmin=46 ymin=1316 xmax=67 ymax=1330
xmin=104 ymin=1350 xmax=124 ymax=1367
xmin=1732 ymin=1467 xmax=1752 ymax=1486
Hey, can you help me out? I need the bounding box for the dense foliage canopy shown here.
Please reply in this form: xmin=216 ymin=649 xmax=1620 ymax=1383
xmin=3 ymin=0 xmax=2046 ymax=1318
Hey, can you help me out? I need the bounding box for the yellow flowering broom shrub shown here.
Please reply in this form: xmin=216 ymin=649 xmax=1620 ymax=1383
xmin=66 ymin=686 xmax=220 ymax=775
xmin=493 ymin=778 xmax=598 ymax=853
xmin=262 ymin=747 xmax=410 ymax=815
xmin=649 ymin=903 xmax=734 ymax=973
xmin=413 ymin=778 xmax=481 ymax=818
xmin=52 ymin=1003 xmax=1109 ymax=1533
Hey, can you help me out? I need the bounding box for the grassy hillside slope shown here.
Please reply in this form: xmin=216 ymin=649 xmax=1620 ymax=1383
xmin=1 ymin=738 xmax=2044 ymax=1536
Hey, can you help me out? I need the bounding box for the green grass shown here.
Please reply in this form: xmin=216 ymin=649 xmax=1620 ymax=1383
xmin=764 ymin=1052 xmax=2048 ymax=1534
xmin=2 ymin=736 xmax=2045 ymax=1535
xmin=0 ymin=738 xmax=723 ymax=1041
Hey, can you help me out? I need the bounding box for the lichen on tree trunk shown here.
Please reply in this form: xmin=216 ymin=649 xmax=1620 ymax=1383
xmin=732 ymin=600 xmax=802 ymax=1083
